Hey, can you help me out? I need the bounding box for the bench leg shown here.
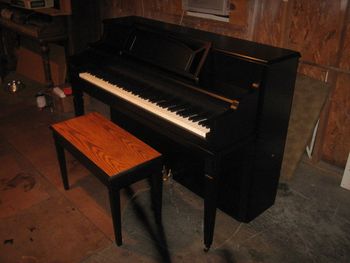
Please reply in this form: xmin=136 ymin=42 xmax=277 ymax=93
xmin=53 ymin=138 xmax=70 ymax=190
xmin=151 ymin=171 xmax=163 ymax=224
xmin=108 ymin=187 xmax=122 ymax=246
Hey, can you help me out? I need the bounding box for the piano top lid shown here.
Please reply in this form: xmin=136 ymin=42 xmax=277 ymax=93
xmin=103 ymin=16 xmax=301 ymax=65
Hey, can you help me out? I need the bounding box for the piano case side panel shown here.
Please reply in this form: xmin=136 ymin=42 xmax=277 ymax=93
xmin=218 ymin=57 xmax=299 ymax=222
xmin=246 ymin=57 xmax=299 ymax=222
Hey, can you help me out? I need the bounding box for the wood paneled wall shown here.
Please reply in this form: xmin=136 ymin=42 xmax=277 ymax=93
xmin=100 ymin=0 xmax=350 ymax=168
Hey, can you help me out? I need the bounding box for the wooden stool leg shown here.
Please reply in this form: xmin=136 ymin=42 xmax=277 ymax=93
xmin=151 ymin=170 xmax=163 ymax=224
xmin=108 ymin=187 xmax=122 ymax=246
xmin=53 ymin=137 xmax=69 ymax=190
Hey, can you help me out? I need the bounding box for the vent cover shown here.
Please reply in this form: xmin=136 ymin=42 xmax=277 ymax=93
xmin=182 ymin=0 xmax=230 ymax=16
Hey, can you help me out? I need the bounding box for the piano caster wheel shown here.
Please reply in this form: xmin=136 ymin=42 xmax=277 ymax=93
xmin=204 ymin=246 xmax=210 ymax=252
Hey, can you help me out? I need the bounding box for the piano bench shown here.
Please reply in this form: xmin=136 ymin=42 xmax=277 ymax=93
xmin=50 ymin=112 xmax=163 ymax=246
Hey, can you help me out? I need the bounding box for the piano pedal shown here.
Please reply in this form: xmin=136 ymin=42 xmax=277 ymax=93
xmin=162 ymin=165 xmax=173 ymax=181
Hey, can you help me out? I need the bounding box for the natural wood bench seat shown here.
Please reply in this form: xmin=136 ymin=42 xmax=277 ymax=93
xmin=51 ymin=112 xmax=163 ymax=246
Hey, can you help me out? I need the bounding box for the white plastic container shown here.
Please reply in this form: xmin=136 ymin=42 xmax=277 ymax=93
xmin=341 ymin=152 xmax=350 ymax=190
xmin=36 ymin=93 xmax=46 ymax=108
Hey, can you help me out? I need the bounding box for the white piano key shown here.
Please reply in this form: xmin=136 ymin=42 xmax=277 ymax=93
xmin=79 ymin=72 xmax=210 ymax=138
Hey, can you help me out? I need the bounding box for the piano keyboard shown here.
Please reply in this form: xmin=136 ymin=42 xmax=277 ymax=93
xmin=79 ymin=72 xmax=211 ymax=138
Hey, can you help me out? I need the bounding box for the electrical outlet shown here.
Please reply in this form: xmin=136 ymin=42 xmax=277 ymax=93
xmin=341 ymin=152 xmax=350 ymax=190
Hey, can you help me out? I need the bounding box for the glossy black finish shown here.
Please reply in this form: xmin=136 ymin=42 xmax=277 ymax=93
xmin=69 ymin=16 xmax=300 ymax=250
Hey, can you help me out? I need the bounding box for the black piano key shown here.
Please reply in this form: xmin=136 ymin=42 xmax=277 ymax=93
xmin=157 ymin=100 xmax=171 ymax=107
xmin=188 ymin=108 xmax=205 ymax=119
xmin=200 ymin=123 xmax=210 ymax=129
xmin=197 ymin=111 xmax=217 ymax=124
xmin=85 ymin=71 xmax=217 ymax=127
xmin=169 ymin=106 xmax=185 ymax=115
xmin=183 ymin=107 xmax=201 ymax=116
xmin=133 ymin=85 xmax=153 ymax=95
xmin=92 ymin=70 xmax=104 ymax=77
xmin=152 ymin=93 xmax=168 ymax=101
xmin=183 ymin=111 xmax=198 ymax=117
xmin=147 ymin=89 xmax=161 ymax=96
xmin=175 ymin=108 xmax=188 ymax=116
xmin=156 ymin=97 xmax=176 ymax=107
xmin=204 ymin=112 xmax=219 ymax=121
xmin=121 ymin=82 xmax=141 ymax=92
xmin=158 ymin=94 xmax=174 ymax=103
xmin=190 ymin=114 xmax=208 ymax=122
xmin=127 ymin=87 xmax=142 ymax=95
xmin=101 ymin=74 xmax=122 ymax=87
xmin=151 ymin=98 xmax=164 ymax=104
xmin=138 ymin=88 xmax=157 ymax=98
xmin=169 ymin=104 xmax=188 ymax=112
xmin=175 ymin=108 xmax=189 ymax=116
xmin=160 ymin=99 xmax=181 ymax=108
xmin=145 ymin=94 xmax=157 ymax=101
xmin=198 ymin=118 xmax=210 ymax=126
xmin=176 ymin=108 xmax=195 ymax=117
xmin=188 ymin=114 xmax=199 ymax=121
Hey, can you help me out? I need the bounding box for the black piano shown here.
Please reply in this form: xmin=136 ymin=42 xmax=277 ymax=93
xmin=69 ymin=16 xmax=300 ymax=251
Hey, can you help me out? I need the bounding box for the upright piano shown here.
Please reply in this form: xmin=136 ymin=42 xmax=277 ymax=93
xmin=69 ymin=16 xmax=300 ymax=251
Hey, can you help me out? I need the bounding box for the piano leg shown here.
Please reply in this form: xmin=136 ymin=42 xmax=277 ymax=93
xmin=203 ymin=156 xmax=221 ymax=252
xmin=73 ymin=87 xmax=84 ymax=116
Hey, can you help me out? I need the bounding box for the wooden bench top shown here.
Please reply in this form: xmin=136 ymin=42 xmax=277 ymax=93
xmin=51 ymin=112 xmax=161 ymax=177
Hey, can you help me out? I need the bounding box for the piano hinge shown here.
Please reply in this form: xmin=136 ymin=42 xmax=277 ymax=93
xmin=230 ymin=100 xmax=240 ymax=110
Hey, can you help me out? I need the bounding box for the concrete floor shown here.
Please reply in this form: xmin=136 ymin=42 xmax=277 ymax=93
xmin=0 ymin=76 xmax=349 ymax=263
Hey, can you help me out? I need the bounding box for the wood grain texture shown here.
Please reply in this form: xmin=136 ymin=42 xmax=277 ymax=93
xmin=339 ymin=14 xmax=350 ymax=71
xmin=142 ymin=0 xmax=182 ymax=17
xmin=287 ymin=0 xmax=344 ymax=67
xmin=140 ymin=0 xmax=183 ymax=25
xmin=253 ymin=0 xmax=285 ymax=47
xmin=99 ymin=0 xmax=250 ymax=39
xmin=51 ymin=113 xmax=161 ymax=177
xmin=321 ymin=3 xmax=350 ymax=167
xmin=228 ymin=0 xmax=249 ymax=27
xmin=101 ymin=0 xmax=139 ymax=18
xmin=322 ymin=75 xmax=350 ymax=167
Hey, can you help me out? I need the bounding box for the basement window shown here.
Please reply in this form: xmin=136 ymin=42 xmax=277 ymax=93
xmin=182 ymin=0 xmax=230 ymax=22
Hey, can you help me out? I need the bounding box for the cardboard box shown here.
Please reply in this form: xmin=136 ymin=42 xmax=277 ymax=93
xmin=16 ymin=43 xmax=66 ymax=86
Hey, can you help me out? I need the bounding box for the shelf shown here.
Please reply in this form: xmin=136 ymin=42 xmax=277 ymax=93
xmin=0 ymin=0 xmax=71 ymax=16
xmin=34 ymin=7 xmax=71 ymax=16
